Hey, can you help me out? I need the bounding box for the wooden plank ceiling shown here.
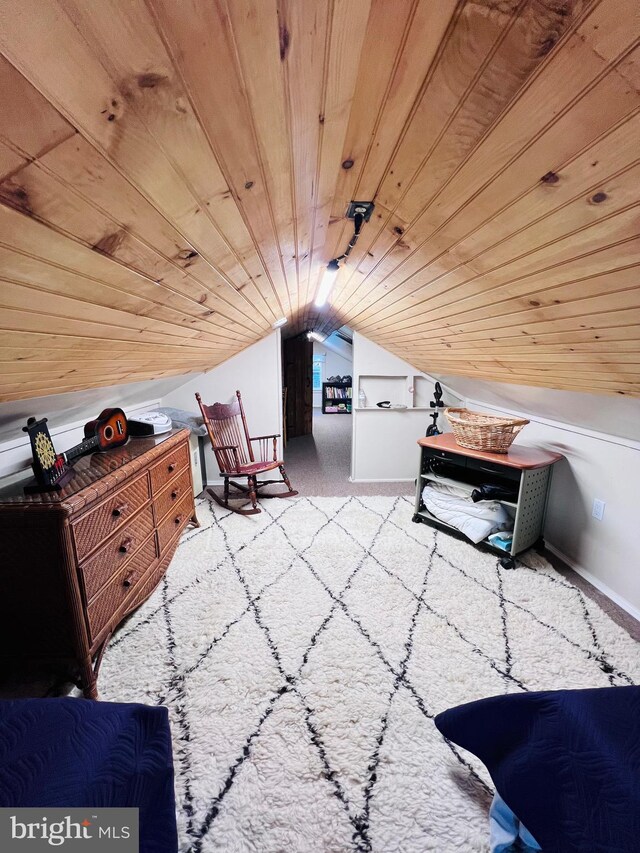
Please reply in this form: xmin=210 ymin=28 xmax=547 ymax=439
xmin=0 ymin=0 xmax=638 ymax=401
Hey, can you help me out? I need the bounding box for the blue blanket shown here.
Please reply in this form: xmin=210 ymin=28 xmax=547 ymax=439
xmin=0 ymin=698 xmax=177 ymax=853
xmin=435 ymin=686 xmax=640 ymax=853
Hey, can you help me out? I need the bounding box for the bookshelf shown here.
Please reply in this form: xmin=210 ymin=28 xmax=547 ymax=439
xmin=322 ymin=381 xmax=352 ymax=414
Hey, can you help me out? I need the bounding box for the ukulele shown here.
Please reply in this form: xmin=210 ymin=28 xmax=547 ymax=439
xmin=61 ymin=407 xmax=129 ymax=464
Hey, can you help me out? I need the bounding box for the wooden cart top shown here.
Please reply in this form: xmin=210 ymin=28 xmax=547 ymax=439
xmin=417 ymin=433 xmax=563 ymax=470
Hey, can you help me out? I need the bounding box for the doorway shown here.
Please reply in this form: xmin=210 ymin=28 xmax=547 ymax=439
xmin=282 ymin=335 xmax=313 ymax=439
xmin=283 ymin=327 xmax=355 ymax=491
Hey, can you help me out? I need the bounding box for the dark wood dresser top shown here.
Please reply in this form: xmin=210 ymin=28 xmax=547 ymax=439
xmin=0 ymin=429 xmax=189 ymax=512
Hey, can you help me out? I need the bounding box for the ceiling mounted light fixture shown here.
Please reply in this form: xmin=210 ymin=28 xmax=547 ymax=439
xmin=314 ymin=201 xmax=374 ymax=308
xmin=306 ymin=330 xmax=326 ymax=342
xmin=314 ymin=258 xmax=340 ymax=309
xmin=272 ymin=316 xmax=288 ymax=328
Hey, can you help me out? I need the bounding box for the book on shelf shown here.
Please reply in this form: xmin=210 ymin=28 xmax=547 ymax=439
xmin=324 ymin=385 xmax=352 ymax=399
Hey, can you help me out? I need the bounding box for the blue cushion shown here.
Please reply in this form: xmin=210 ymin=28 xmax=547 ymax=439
xmin=0 ymin=698 xmax=177 ymax=853
xmin=435 ymin=686 xmax=640 ymax=853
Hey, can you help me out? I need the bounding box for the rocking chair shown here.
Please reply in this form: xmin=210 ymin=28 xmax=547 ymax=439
xmin=196 ymin=390 xmax=298 ymax=516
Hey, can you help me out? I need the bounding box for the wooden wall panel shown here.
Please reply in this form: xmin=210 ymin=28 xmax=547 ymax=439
xmin=0 ymin=0 xmax=637 ymax=400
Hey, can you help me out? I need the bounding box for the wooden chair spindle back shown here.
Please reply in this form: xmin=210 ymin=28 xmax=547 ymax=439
xmin=196 ymin=391 xmax=253 ymax=474
xmin=195 ymin=389 xmax=297 ymax=515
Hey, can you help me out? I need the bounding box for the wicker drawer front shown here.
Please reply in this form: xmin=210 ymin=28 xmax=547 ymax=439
xmin=150 ymin=442 xmax=190 ymax=494
xmin=154 ymin=468 xmax=192 ymax=524
xmin=87 ymin=536 xmax=157 ymax=642
xmin=73 ymin=475 xmax=151 ymax=561
xmin=126 ymin=554 xmax=169 ymax=616
xmin=158 ymin=492 xmax=193 ymax=554
xmin=81 ymin=505 xmax=154 ymax=601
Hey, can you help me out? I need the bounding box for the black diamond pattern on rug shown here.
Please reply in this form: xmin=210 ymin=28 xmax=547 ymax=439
xmin=100 ymin=496 xmax=640 ymax=853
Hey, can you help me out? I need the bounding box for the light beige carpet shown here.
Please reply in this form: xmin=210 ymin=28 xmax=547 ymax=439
xmin=284 ymin=411 xmax=414 ymax=497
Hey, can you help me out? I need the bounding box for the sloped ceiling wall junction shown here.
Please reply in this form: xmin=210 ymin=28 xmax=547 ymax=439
xmin=0 ymin=0 xmax=638 ymax=402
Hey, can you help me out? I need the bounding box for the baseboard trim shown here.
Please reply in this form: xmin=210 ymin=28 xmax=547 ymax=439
xmin=546 ymin=542 xmax=640 ymax=623
xmin=348 ymin=477 xmax=415 ymax=483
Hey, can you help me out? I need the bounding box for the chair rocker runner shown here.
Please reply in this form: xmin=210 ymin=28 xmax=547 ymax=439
xmin=196 ymin=391 xmax=298 ymax=516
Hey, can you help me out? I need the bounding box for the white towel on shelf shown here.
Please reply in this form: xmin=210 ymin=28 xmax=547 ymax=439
xmin=422 ymin=482 xmax=512 ymax=544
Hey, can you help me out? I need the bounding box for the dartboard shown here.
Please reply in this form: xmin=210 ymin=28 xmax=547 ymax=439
xmin=34 ymin=430 xmax=57 ymax=470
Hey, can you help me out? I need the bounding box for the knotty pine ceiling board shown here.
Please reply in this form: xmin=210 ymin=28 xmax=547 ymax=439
xmin=0 ymin=0 xmax=638 ymax=402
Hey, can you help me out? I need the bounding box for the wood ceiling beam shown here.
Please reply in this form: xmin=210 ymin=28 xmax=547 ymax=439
xmin=345 ymin=134 xmax=640 ymax=329
xmin=0 ymin=0 xmax=284 ymax=320
xmin=0 ymin=147 xmax=271 ymax=333
xmin=0 ymin=0 xmax=637 ymax=399
xmin=0 ymin=205 xmax=260 ymax=344
xmin=337 ymin=57 xmax=640 ymax=329
xmin=0 ymin=367 xmax=210 ymax=403
xmin=144 ymin=0 xmax=294 ymax=316
xmin=324 ymin=0 xmax=605 ymax=326
xmin=0 ymin=58 xmax=276 ymax=330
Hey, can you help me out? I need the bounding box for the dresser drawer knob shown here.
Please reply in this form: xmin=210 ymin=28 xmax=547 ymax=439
xmin=171 ymin=488 xmax=180 ymax=500
xmin=122 ymin=572 xmax=134 ymax=589
xmin=174 ymin=514 xmax=183 ymax=526
xmin=112 ymin=503 xmax=129 ymax=518
xmin=119 ymin=537 xmax=133 ymax=554
xmin=168 ymin=463 xmax=176 ymax=472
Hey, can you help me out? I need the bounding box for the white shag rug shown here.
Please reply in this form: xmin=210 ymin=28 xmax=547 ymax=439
xmin=100 ymin=495 xmax=640 ymax=852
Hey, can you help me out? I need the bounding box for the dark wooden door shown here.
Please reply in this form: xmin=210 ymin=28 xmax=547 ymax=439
xmin=283 ymin=337 xmax=313 ymax=438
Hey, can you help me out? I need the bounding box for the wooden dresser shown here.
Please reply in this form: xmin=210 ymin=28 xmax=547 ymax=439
xmin=0 ymin=429 xmax=198 ymax=698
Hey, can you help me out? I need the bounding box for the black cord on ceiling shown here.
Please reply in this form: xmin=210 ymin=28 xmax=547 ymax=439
xmin=336 ymin=211 xmax=364 ymax=262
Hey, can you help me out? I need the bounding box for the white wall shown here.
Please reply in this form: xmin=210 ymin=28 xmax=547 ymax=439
xmin=0 ymin=333 xmax=283 ymax=490
xmin=312 ymin=337 xmax=352 ymax=408
xmin=2 ymin=327 xmax=635 ymax=618
xmin=351 ymin=340 xmax=640 ymax=617
xmin=0 ymin=374 xmax=196 ymax=481
xmin=466 ymin=395 xmax=640 ymax=619
xmin=436 ymin=375 xmax=640 ymax=442
xmin=351 ymin=332 xmax=463 ymax=481
xmin=162 ymin=331 xmax=283 ymax=484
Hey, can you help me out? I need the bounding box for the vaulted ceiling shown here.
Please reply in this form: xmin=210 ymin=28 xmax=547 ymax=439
xmin=0 ymin=0 xmax=638 ymax=402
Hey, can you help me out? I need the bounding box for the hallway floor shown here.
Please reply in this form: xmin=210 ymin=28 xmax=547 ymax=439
xmin=284 ymin=410 xmax=413 ymax=497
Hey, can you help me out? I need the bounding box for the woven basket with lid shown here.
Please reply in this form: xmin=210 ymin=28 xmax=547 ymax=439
xmin=444 ymin=407 xmax=529 ymax=453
